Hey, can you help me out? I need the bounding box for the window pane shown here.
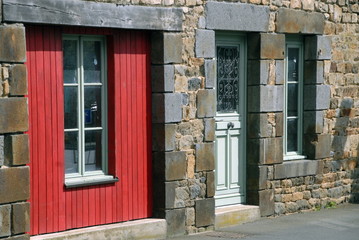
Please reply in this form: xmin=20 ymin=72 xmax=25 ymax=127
xmin=64 ymin=87 xmax=78 ymax=129
xmin=287 ymin=83 xmax=298 ymax=117
xmin=63 ymin=40 xmax=78 ymax=84
xmin=217 ymin=46 xmax=240 ymax=113
xmin=84 ymin=86 xmax=102 ymax=128
xmin=65 ymin=132 xmax=79 ymax=174
xmin=287 ymin=118 xmax=298 ymax=152
xmin=84 ymin=130 xmax=103 ymax=172
xmin=83 ymin=41 xmax=102 ymax=83
xmin=288 ymin=48 xmax=299 ymax=82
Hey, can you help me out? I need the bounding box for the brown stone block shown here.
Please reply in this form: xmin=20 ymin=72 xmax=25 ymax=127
xmin=12 ymin=202 xmax=30 ymax=234
xmin=204 ymin=118 xmax=215 ymax=142
xmin=9 ymin=64 xmax=28 ymax=96
xmin=275 ymin=113 xmax=283 ymax=137
xmin=259 ymin=189 xmax=274 ymax=217
xmin=0 ymin=204 xmax=11 ymax=237
xmin=304 ymin=134 xmax=331 ymax=159
xmin=152 ymin=124 xmax=177 ymax=151
xmin=248 ymin=138 xmax=283 ymax=165
xmin=195 ymin=198 xmax=215 ymax=227
xmin=195 ymin=143 xmax=215 ymax=171
xmin=0 ymin=166 xmax=30 ymax=204
xmin=0 ymin=25 xmax=26 ymax=63
xmin=196 ymin=89 xmax=215 ymax=118
xmin=206 ymin=171 xmax=215 ymax=197
xmin=4 ymin=134 xmax=29 ymax=166
xmin=0 ymin=98 xmax=28 ymax=134
xmin=260 ymin=33 xmax=285 ymax=60
xmin=166 ymin=208 xmax=186 ymax=237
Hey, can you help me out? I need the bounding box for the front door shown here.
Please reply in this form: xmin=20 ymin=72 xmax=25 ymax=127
xmin=215 ymin=33 xmax=246 ymax=207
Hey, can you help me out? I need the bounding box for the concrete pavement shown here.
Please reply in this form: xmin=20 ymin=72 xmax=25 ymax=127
xmin=169 ymin=203 xmax=359 ymax=240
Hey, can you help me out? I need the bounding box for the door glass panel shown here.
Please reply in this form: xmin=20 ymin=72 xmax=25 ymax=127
xmin=64 ymin=86 xmax=78 ymax=129
xmin=84 ymin=86 xmax=102 ymax=128
xmin=84 ymin=130 xmax=103 ymax=172
xmin=287 ymin=118 xmax=298 ymax=152
xmin=63 ymin=40 xmax=78 ymax=84
xmin=65 ymin=131 xmax=79 ymax=174
xmin=288 ymin=48 xmax=299 ymax=82
xmin=287 ymin=83 xmax=298 ymax=117
xmin=217 ymin=46 xmax=240 ymax=113
xmin=83 ymin=40 xmax=102 ymax=83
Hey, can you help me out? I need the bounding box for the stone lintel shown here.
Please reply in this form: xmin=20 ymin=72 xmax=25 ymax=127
xmin=274 ymin=160 xmax=318 ymax=179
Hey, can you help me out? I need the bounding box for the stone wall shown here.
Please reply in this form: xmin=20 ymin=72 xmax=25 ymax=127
xmin=0 ymin=23 xmax=30 ymax=240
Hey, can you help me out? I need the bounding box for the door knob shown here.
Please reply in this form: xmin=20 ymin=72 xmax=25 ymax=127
xmin=227 ymin=122 xmax=234 ymax=129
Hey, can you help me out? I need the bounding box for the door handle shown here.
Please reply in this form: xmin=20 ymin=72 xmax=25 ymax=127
xmin=227 ymin=122 xmax=234 ymax=129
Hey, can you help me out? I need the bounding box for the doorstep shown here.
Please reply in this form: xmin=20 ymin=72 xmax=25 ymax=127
xmin=30 ymin=218 xmax=166 ymax=240
xmin=215 ymin=205 xmax=260 ymax=229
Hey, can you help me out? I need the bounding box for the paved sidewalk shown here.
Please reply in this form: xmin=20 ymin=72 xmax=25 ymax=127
xmin=170 ymin=203 xmax=359 ymax=240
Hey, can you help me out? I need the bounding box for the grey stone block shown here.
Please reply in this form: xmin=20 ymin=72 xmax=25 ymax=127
xmin=195 ymin=30 xmax=215 ymax=58
xmin=152 ymin=93 xmax=182 ymax=123
xmin=197 ymin=89 xmax=216 ymax=118
xmin=4 ymin=134 xmax=29 ymax=166
xmin=9 ymin=64 xmax=28 ymax=96
xmin=0 ymin=204 xmax=11 ymax=237
xmin=248 ymin=34 xmax=285 ymax=60
xmin=0 ymin=25 xmax=26 ymax=63
xmin=276 ymin=8 xmax=324 ymax=34
xmin=206 ymin=2 xmax=269 ymax=32
xmin=0 ymin=166 xmax=30 ymax=204
xmin=152 ymin=124 xmax=177 ymax=151
xmin=305 ymin=36 xmax=332 ymax=60
xmin=205 ymin=59 xmax=216 ymax=88
xmin=151 ymin=65 xmax=175 ymax=93
xmin=275 ymin=60 xmax=285 ymax=85
xmin=303 ymin=111 xmax=324 ymax=134
xmin=165 ymin=181 xmax=179 ymax=209
xmin=188 ymin=77 xmax=201 ymax=91
xmin=304 ymin=61 xmax=324 ymax=84
xmin=204 ymin=118 xmax=215 ymax=142
xmin=195 ymin=198 xmax=215 ymax=227
xmin=248 ymin=138 xmax=283 ymax=165
xmin=195 ymin=143 xmax=215 ymax=171
xmin=304 ymin=134 xmax=331 ymax=159
xmin=0 ymin=135 xmax=4 ymax=166
xmin=303 ymin=85 xmax=330 ymax=110
xmin=166 ymin=208 xmax=186 ymax=237
xmin=151 ymin=32 xmax=182 ymax=64
xmin=206 ymin=171 xmax=215 ymax=197
xmin=0 ymin=98 xmax=28 ymax=134
xmin=165 ymin=151 xmax=187 ymax=181
xmin=274 ymin=160 xmax=318 ymax=179
xmin=248 ymin=85 xmax=284 ymax=112
xmin=247 ymin=113 xmax=272 ymax=138
xmin=248 ymin=60 xmax=270 ymax=86
xmin=12 ymin=202 xmax=30 ymax=234
xmin=259 ymin=190 xmax=274 ymax=217
xmin=275 ymin=113 xmax=284 ymax=137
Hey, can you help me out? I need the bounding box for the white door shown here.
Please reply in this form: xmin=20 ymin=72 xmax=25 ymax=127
xmin=215 ymin=33 xmax=246 ymax=207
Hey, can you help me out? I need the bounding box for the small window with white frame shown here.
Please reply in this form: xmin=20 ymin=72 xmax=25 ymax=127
xmin=63 ymin=35 xmax=115 ymax=187
xmin=284 ymin=36 xmax=305 ymax=160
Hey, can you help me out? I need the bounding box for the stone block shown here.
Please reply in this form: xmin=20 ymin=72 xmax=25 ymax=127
xmin=205 ymin=59 xmax=216 ymax=88
xmin=0 ymin=204 xmax=11 ymax=237
xmin=195 ymin=143 xmax=215 ymax=171
xmin=166 ymin=208 xmax=186 ymax=237
xmin=152 ymin=93 xmax=182 ymax=123
xmin=165 ymin=181 xmax=178 ymax=209
xmin=303 ymin=85 xmax=330 ymax=110
xmin=248 ymin=34 xmax=285 ymax=60
xmin=9 ymin=65 xmax=27 ymax=96
xmin=0 ymin=98 xmax=28 ymax=134
xmin=197 ymin=89 xmax=216 ymax=118
xmin=204 ymin=118 xmax=215 ymax=142
xmin=305 ymin=36 xmax=332 ymax=60
xmin=195 ymin=30 xmax=215 ymax=58
xmin=206 ymin=171 xmax=215 ymax=197
xmin=0 ymin=166 xmax=29 ymax=204
xmin=4 ymin=134 xmax=29 ymax=166
xmin=195 ymin=198 xmax=215 ymax=227
xmin=275 ymin=60 xmax=285 ymax=85
xmin=12 ymin=202 xmax=30 ymax=234
xmin=304 ymin=61 xmax=324 ymax=84
xmin=248 ymin=60 xmax=270 ymax=85
xmin=303 ymin=111 xmax=324 ymax=134
xmin=248 ymin=138 xmax=283 ymax=165
xmin=274 ymin=160 xmax=318 ymax=179
xmin=0 ymin=25 xmax=26 ymax=63
xmin=152 ymin=124 xmax=177 ymax=151
xmin=151 ymin=65 xmax=175 ymax=93
xmin=0 ymin=135 xmax=4 ymax=166
xmin=151 ymin=32 xmax=182 ymax=64
xmin=275 ymin=113 xmax=283 ymax=137
xmin=206 ymin=2 xmax=270 ymax=32
xmin=304 ymin=134 xmax=331 ymax=159
xmin=247 ymin=113 xmax=272 ymax=138
xmin=188 ymin=78 xmax=201 ymax=91
xmin=248 ymin=85 xmax=283 ymax=113
xmin=165 ymin=151 xmax=187 ymax=181
xmin=5 ymin=234 xmax=29 ymax=240
xmin=276 ymin=8 xmax=324 ymax=34
xmin=259 ymin=189 xmax=274 ymax=217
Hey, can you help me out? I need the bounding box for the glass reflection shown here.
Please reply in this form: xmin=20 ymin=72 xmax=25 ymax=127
xmin=84 ymin=130 xmax=102 ymax=172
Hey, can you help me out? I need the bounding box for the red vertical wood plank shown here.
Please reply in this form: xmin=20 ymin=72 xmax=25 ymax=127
xmin=88 ymin=187 xmax=96 ymax=226
xmin=83 ymin=187 xmax=89 ymax=227
xmin=76 ymin=188 xmax=83 ymax=228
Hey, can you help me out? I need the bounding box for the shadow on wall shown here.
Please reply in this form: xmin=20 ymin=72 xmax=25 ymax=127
xmin=331 ymin=98 xmax=359 ymax=203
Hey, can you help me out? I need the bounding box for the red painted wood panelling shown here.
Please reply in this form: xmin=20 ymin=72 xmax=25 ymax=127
xmin=26 ymin=26 xmax=152 ymax=235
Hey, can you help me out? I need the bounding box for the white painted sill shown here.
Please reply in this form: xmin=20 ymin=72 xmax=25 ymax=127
xmin=65 ymin=175 xmax=118 ymax=188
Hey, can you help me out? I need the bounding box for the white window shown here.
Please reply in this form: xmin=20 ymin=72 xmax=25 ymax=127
xmin=284 ymin=37 xmax=305 ymax=160
xmin=63 ymin=35 xmax=114 ymax=187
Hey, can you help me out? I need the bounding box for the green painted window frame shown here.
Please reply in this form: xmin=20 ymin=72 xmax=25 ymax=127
xmin=284 ymin=36 xmax=305 ymax=160
xmin=63 ymin=35 xmax=116 ymax=187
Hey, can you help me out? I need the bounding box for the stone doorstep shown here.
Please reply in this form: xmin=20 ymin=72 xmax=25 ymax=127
xmin=30 ymin=218 xmax=166 ymax=240
xmin=215 ymin=205 xmax=261 ymax=229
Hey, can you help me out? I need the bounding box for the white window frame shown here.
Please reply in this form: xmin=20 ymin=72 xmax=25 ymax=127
xmin=63 ymin=35 xmax=116 ymax=187
xmin=284 ymin=36 xmax=305 ymax=160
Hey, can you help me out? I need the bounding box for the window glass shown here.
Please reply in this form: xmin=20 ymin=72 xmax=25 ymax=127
xmin=63 ymin=40 xmax=78 ymax=84
xmin=83 ymin=41 xmax=102 ymax=83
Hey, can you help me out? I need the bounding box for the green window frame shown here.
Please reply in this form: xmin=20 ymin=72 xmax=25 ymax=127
xmin=63 ymin=35 xmax=115 ymax=187
xmin=284 ymin=36 xmax=305 ymax=160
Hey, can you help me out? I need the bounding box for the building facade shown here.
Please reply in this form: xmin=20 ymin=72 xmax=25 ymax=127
xmin=0 ymin=0 xmax=358 ymax=239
